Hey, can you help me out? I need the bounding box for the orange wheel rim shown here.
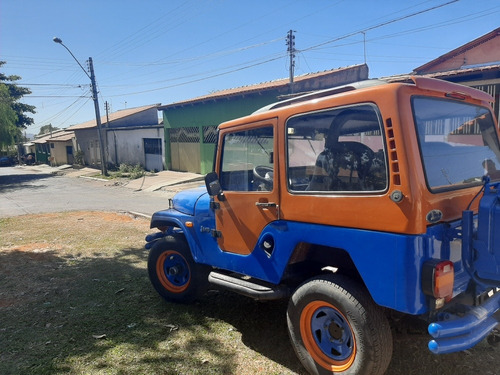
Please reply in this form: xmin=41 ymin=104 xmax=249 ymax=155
xmin=300 ymin=300 xmax=356 ymax=372
xmin=156 ymin=250 xmax=191 ymax=293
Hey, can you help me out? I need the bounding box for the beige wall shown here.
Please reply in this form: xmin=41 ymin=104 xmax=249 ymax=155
xmin=49 ymin=141 xmax=72 ymax=166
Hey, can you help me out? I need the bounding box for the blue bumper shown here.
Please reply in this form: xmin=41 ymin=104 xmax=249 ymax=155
xmin=428 ymin=291 xmax=500 ymax=354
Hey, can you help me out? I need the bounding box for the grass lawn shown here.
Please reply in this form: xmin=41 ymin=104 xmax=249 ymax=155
xmin=0 ymin=211 xmax=498 ymax=374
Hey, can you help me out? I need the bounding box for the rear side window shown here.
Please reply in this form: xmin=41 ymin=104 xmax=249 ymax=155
xmin=412 ymin=97 xmax=500 ymax=191
xmin=286 ymin=104 xmax=387 ymax=193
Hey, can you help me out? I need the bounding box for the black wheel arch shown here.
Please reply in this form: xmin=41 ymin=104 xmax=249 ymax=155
xmin=283 ymin=242 xmax=367 ymax=292
xmin=150 ymin=218 xmax=181 ymax=230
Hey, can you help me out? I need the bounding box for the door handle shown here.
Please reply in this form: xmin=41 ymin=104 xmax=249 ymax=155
xmin=255 ymin=201 xmax=280 ymax=220
xmin=255 ymin=202 xmax=277 ymax=208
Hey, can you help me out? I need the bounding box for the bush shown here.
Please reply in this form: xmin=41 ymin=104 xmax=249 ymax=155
xmin=119 ymin=163 xmax=132 ymax=174
xmin=74 ymin=151 xmax=85 ymax=165
xmin=117 ymin=163 xmax=145 ymax=179
xmin=131 ymin=164 xmax=145 ymax=179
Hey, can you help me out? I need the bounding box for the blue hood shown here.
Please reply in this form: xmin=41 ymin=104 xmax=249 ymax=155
xmin=172 ymin=186 xmax=208 ymax=215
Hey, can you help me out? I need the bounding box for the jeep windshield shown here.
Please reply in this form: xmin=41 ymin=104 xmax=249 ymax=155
xmin=412 ymin=96 xmax=500 ymax=192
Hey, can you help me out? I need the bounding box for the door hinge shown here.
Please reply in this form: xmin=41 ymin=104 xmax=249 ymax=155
xmin=210 ymin=201 xmax=220 ymax=210
xmin=200 ymin=226 xmax=222 ymax=238
xmin=211 ymin=229 xmax=222 ymax=238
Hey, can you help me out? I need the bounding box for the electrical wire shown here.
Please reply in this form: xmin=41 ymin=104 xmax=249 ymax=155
xmin=7 ymin=0 xmax=495 ymax=133
xmin=106 ymin=55 xmax=284 ymax=97
xmin=300 ymin=0 xmax=460 ymax=54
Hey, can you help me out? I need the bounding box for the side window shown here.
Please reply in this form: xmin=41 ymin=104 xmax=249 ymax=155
xmin=220 ymin=126 xmax=274 ymax=192
xmin=287 ymin=104 xmax=387 ymax=193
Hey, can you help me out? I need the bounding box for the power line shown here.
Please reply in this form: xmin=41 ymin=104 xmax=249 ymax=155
xmin=300 ymin=0 xmax=459 ymax=53
xmin=301 ymin=4 xmax=500 ymax=68
xmin=101 ymin=0 xmax=461 ymax=95
xmin=106 ymin=55 xmax=284 ymax=97
xmin=28 ymin=95 xmax=90 ymax=98
xmin=19 ymin=83 xmax=87 ymax=87
xmin=31 ymin=95 xmax=91 ymax=129
xmin=101 ymin=37 xmax=284 ymax=68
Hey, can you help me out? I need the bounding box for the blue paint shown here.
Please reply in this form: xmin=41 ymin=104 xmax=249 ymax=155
xmin=146 ymin=183 xmax=500 ymax=354
xmin=148 ymin=189 xmax=470 ymax=315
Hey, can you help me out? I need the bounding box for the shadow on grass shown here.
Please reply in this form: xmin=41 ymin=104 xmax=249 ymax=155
xmin=195 ymin=291 xmax=306 ymax=373
xmin=1 ymin=244 xmax=498 ymax=375
xmin=195 ymin=290 xmax=500 ymax=375
xmin=0 ymin=247 xmax=241 ymax=374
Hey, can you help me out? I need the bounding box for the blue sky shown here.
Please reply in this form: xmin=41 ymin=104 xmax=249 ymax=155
xmin=1 ymin=0 xmax=499 ymax=134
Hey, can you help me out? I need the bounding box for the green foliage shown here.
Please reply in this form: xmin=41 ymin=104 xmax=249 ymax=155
xmin=38 ymin=124 xmax=60 ymax=136
xmin=0 ymin=84 xmax=19 ymax=148
xmin=74 ymin=150 xmax=85 ymax=165
xmin=117 ymin=163 xmax=145 ymax=179
xmin=0 ymin=61 xmax=36 ymax=130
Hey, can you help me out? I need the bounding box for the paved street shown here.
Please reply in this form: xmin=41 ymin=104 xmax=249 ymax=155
xmin=0 ymin=165 xmax=204 ymax=218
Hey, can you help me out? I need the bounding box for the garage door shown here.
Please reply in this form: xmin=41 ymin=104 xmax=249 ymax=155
xmin=170 ymin=127 xmax=201 ymax=173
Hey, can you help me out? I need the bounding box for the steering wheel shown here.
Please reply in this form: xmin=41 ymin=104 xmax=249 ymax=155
xmin=339 ymin=142 xmax=374 ymax=179
xmin=253 ymin=166 xmax=274 ymax=191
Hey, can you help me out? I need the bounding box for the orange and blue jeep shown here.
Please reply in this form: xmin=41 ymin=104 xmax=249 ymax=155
xmin=146 ymin=77 xmax=500 ymax=375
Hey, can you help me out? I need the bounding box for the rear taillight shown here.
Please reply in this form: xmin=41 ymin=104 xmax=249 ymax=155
xmin=422 ymin=260 xmax=454 ymax=307
xmin=433 ymin=261 xmax=454 ymax=298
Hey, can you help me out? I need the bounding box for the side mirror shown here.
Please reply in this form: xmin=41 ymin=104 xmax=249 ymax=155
xmin=205 ymin=172 xmax=223 ymax=197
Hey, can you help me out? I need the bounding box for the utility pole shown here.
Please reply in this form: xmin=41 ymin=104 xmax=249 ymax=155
xmin=105 ymin=101 xmax=110 ymax=125
xmin=286 ymin=30 xmax=296 ymax=94
xmin=362 ymin=32 xmax=367 ymax=64
xmin=53 ymin=37 xmax=107 ymax=176
xmin=88 ymin=57 xmax=107 ymax=176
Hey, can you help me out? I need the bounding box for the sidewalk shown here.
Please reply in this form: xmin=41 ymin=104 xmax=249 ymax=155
xmin=18 ymin=164 xmax=205 ymax=193
xmin=122 ymin=170 xmax=204 ymax=192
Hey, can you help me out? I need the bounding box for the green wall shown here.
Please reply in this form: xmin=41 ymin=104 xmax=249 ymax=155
xmin=161 ymin=90 xmax=281 ymax=174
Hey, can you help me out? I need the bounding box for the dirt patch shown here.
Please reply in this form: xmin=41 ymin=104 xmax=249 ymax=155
xmin=1 ymin=211 xmax=150 ymax=258
xmin=6 ymin=242 xmax=63 ymax=251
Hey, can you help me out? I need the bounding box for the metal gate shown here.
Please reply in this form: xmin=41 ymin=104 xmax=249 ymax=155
xmin=170 ymin=127 xmax=201 ymax=173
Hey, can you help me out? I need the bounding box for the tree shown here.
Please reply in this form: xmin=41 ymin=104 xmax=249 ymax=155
xmin=0 ymin=84 xmax=19 ymax=148
xmin=0 ymin=61 xmax=36 ymax=130
xmin=38 ymin=124 xmax=60 ymax=136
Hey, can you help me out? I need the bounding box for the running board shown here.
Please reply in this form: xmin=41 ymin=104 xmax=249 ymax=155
xmin=208 ymin=271 xmax=290 ymax=300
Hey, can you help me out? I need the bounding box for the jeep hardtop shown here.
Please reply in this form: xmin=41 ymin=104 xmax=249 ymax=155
xmin=146 ymin=76 xmax=500 ymax=375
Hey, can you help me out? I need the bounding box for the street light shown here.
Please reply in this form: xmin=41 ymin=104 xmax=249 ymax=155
xmin=53 ymin=37 xmax=107 ymax=176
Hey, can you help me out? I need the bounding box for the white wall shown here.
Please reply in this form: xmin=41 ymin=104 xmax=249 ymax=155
xmin=106 ymin=126 xmax=164 ymax=170
xmin=73 ymin=128 xmax=101 ymax=166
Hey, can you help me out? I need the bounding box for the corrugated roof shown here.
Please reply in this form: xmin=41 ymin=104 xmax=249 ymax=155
xmin=158 ymin=65 xmax=365 ymax=109
xmin=384 ymin=63 xmax=500 ymax=83
xmin=414 ymin=27 xmax=500 ymax=73
xmin=33 ymin=130 xmax=74 ymax=143
xmin=67 ymin=104 xmax=160 ymax=130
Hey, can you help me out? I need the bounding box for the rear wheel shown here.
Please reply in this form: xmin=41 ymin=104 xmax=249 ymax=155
xmin=147 ymin=234 xmax=210 ymax=303
xmin=287 ymin=274 xmax=392 ymax=375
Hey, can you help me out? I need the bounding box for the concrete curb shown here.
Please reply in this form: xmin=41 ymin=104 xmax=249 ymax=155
xmin=123 ymin=210 xmax=152 ymax=220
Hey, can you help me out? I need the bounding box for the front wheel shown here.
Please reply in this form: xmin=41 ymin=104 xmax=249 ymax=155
xmin=287 ymin=274 xmax=392 ymax=375
xmin=147 ymin=234 xmax=210 ymax=303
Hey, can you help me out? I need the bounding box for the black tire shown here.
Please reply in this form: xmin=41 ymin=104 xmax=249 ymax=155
xmin=147 ymin=234 xmax=210 ymax=303
xmin=287 ymin=274 xmax=392 ymax=375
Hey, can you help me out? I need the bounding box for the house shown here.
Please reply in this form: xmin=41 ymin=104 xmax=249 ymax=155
xmin=157 ymin=29 xmax=500 ymax=175
xmin=33 ymin=129 xmax=75 ymax=166
xmin=158 ymin=64 xmax=369 ymax=174
xmin=67 ymin=104 xmax=164 ymax=171
xmin=389 ymin=27 xmax=500 ymax=121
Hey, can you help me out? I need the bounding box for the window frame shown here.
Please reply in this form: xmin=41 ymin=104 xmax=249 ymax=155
xmin=219 ymin=125 xmax=275 ymax=193
xmin=412 ymin=96 xmax=500 ymax=193
xmin=285 ymin=103 xmax=388 ymax=195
